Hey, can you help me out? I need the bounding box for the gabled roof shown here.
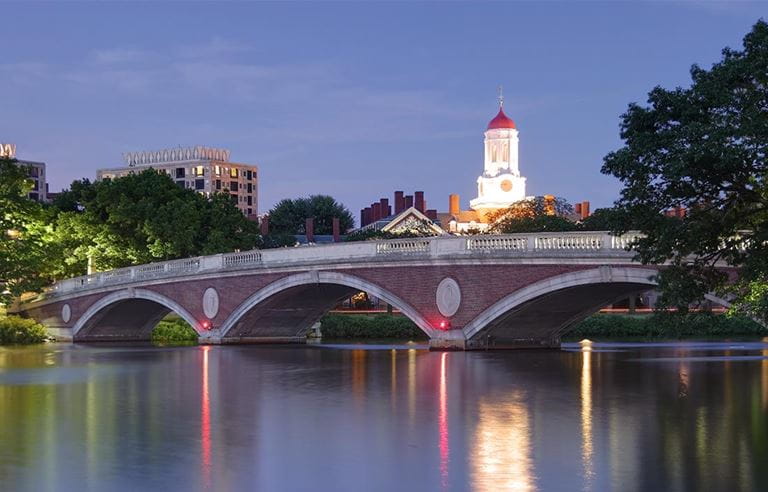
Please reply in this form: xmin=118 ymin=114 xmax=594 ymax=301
xmin=381 ymin=206 xmax=446 ymax=235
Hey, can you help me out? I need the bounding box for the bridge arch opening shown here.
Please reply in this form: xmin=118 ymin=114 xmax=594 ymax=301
xmin=219 ymin=271 xmax=436 ymax=341
xmin=462 ymin=267 xmax=660 ymax=348
xmin=73 ymin=289 xmax=201 ymax=342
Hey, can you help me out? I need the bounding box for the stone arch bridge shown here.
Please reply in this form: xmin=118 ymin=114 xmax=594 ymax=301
xmin=14 ymin=232 xmax=696 ymax=350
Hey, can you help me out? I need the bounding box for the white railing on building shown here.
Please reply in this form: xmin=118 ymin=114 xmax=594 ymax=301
xmin=45 ymin=232 xmax=643 ymax=298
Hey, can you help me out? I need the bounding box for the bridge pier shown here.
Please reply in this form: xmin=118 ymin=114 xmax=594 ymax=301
xmin=429 ymin=330 xmax=467 ymax=351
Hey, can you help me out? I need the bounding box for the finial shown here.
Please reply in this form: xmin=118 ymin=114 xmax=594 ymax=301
xmin=497 ymin=85 xmax=504 ymax=108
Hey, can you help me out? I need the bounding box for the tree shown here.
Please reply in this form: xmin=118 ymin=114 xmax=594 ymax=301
xmin=601 ymin=21 xmax=768 ymax=319
xmin=577 ymin=207 xmax=630 ymax=231
xmin=49 ymin=169 xmax=259 ymax=274
xmin=267 ymin=195 xmax=354 ymax=235
xmin=0 ymin=159 xmax=50 ymax=304
xmin=488 ymin=196 xmax=575 ymax=233
xmin=344 ymin=219 xmax=439 ymax=242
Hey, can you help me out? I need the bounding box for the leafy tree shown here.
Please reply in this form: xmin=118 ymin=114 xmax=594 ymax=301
xmin=577 ymin=207 xmax=630 ymax=231
xmin=488 ymin=196 xmax=575 ymax=233
xmin=0 ymin=159 xmax=51 ymax=304
xmin=601 ymin=21 xmax=768 ymax=320
xmin=267 ymin=195 xmax=354 ymax=235
xmin=50 ymin=169 xmax=258 ymax=274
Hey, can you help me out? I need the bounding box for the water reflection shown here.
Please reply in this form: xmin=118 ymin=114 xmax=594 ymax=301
xmin=581 ymin=340 xmax=594 ymax=489
xmin=438 ymin=352 xmax=449 ymax=489
xmin=201 ymin=346 xmax=211 ymax=489
xmin=0 ymin=341 xmax=767 ymax=491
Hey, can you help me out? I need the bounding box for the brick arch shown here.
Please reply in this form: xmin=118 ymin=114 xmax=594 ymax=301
xmin=72 ymin=288 xmax=201 ymax=341
xmin=462 ymin=266 xmax=659 ymax=345
xmin=219 ymin=271 xmax=436 ymax=339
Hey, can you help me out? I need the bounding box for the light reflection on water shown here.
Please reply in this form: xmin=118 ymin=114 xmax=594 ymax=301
xmin=0 ymin=340 xmax=767 ymax=491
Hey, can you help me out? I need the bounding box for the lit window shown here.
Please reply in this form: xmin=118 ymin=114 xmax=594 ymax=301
xmin=194 ymin=165 xmax=205 ymax=176
xmin=230 ymin=168 xmax=238 ymax=178
xmin=215 ymin=166 xmax=221 ymax=176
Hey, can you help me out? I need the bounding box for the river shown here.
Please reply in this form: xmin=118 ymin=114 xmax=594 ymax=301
xmin=0 ymin=340 xmax=766 ymax=491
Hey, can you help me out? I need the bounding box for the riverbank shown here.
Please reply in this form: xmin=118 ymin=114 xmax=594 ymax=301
xmin=318 ymin=312 xmax=766 ymax=340
xmin=152 ymin=318 xmax=198 ymax=344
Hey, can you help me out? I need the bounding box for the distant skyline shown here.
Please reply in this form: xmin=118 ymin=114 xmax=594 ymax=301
xmin=2 ymin=1 xmax=765 ymax=219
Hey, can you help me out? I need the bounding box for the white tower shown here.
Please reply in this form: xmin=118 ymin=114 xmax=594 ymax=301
xmin=469 ymin=90 xmax=527 ymax=211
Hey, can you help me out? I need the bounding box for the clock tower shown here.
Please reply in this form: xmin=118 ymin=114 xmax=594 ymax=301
xmin=469 ymin=91 xmax=527 ymax=213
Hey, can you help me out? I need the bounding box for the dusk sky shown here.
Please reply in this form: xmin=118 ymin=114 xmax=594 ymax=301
xmin=2 ymin=2 xmax=765 ymax=221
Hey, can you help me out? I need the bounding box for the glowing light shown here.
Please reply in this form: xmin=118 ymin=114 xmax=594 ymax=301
xmin=201 ymin=320 xmax=210 ymax=330
xmin=438 ymin=320 xmax=451 ymax=330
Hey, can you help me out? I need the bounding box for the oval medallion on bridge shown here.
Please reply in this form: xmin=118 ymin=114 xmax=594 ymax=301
xmin=202 ymin=288 xmax=220 ymax=319
xmin=61 ymin=304 xmax=71 ymax=324
xmin=436 ymin=278 xmax=461 ymax=318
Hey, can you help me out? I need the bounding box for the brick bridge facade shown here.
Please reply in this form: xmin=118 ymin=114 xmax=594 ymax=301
xmin=15 ymin=232 xmax=691 ymax=350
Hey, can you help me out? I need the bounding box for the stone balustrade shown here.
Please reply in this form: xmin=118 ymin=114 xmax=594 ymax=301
xmin=46 ymin=231 xmax=643 ymax=297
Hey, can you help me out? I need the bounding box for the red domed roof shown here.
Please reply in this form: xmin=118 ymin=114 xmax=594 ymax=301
xmin=487 ymin=107 xmax=516 ymax=130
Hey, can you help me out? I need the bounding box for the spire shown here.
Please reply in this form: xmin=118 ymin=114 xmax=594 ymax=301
xmin=497 ymin=85 xmax=504 ymax=108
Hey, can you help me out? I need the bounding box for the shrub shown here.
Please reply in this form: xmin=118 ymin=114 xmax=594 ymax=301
xmin=152 ymin=318 xmax=198 ymax=344
xmin=320 ymin=314 xmax=427 ymax=339
xmin=567 ymin=312 xmax=766 ymax=340
xmin=0 ymin=316 xmax=48 ymax=345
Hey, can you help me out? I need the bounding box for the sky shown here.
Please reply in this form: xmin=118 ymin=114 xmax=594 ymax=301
xmin=1 ymin=1 xmax=765 ymax=222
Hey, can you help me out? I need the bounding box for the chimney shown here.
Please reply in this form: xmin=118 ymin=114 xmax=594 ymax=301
xmin=332 ymin=217 xmax=340 ymax=242
xmin=449 ymin=194 xmax=460 ymax=215
xmin=360 ymin=209 xmax=367 ymax=227
xmin=405 ymin=195 xmax=414 ymax=209
xmin=426 ymin=209 xmax=438 ymax=221
xmin=414 ymin=191 xmax=425 ymax=212
xmin=574 ymin=203 xmax=582 ymax=215
xmin=305 ymin=218 xmax=315 ymax=243
xmin=372 ymin=202 xmax=381 ymax=222
xmin=581 ymin=201 xmax=590 ymax=218
xmin=394 ymin=191 xmax=405 ymax=214
xmin=260 ymin=216 xmax=269 ymax=235
xmin=380 ymin=198 xmax=389 ymax=218
xmin=363 ymin=207 xmax=372 ymax=226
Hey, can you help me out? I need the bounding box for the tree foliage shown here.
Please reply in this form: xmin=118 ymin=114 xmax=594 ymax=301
xmin=601 ymin=21 xmax=768 ymax=320
xmin=267 ymin=195 xmax=354 ymax=235
xmin=0 ymin=159 xmax=51 ymax=304
xmin=49 ymin=169 xmax=259 ymax=275
xmin=488 ymin=196 xmax=575 ymax=233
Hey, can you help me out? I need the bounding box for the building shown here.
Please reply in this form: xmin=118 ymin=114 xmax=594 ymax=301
xmin=437 ymin=93 xmax=592 ymax=233
xmin=97 ymin=146 xmax=259 ymax=216
xmin=1 ymin=143 xmax=48 ymax=202
xmin=357 ymin=190 xmax=445 ymax=235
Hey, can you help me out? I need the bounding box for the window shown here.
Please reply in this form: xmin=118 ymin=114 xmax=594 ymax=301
xmin=247 ymin=183 xmax=253 ymax=193
xmin=193 ymin=165 xmax=205 ymax=176
xmin=195 ymin=179 xmax=205 ymax=190
xmin=29 ymin=192 xmax=38 ymax=201
xmin=246 ymin=170 xmax=252 ymax=180
xmin=230 ymin=168 xmax=238 ymax=178
xmin=175 ymin=168 xmax=185 ymax=178
xmin=247 ymin=208 xmax=252 ymax=215
xmin=215 ymin=165 xmax=221 ymax=176
xmin=230 ymin=193 xmax=238 ymax=203
xmin=230 ymin=181 xmax=238 ymax=192
xmin=247 ymin=195 xmax=252 ymax=206
xmin=215 ymin=179 xmax=221 ymax=190
xmin=31 ymin=180 xmax=39 ymax=191
xmin=176 ymin=180 xmax=185 ymax=188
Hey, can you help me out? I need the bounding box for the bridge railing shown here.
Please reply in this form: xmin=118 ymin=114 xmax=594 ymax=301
xmin=46 ymin=231 xmax=644 ymax=297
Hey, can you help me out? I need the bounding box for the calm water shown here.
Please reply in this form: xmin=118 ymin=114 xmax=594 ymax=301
xmin=1 ymin=340 xmax=767 ymax=492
